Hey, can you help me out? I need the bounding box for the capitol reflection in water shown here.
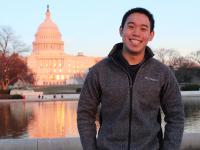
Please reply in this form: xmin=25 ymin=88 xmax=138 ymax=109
xmin=0 ymin=101 xmax=78 ymax=139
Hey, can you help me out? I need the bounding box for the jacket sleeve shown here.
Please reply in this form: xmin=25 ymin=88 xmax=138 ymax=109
xmin=77 ymin=67 xmax=101 ymax=150
xmin=160 ymin=69 xmax=184 ymax=150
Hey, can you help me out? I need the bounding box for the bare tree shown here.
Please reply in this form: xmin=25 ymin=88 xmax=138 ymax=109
xmin=0 ymin=26 xmax=34 ymax=90
xmin=154 ymin=48 xmax=168 ymax=64
xmin=154 ymin=48 xmax=181 ymax=67
xmin=0 ymin=26 xmax=29 ymax=54
xmin=0 ymin=53 xmax=35 ymax=90
xmin=174 ymin=56 xmax=195 ymax=68
xmin=174 ymin=57 xmax=200 ymax=83
xmin=166 ymin=49 xmax=181 ymax=67
xmin=188 ymin=50 xmax=200 ymax=64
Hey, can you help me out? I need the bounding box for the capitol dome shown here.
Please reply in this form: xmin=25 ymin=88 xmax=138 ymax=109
xmin=32 ymin=5 xmax=64 ymax=53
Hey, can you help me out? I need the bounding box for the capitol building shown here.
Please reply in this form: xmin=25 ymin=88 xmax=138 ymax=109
xmin=27 ymin=6 xmax=102 ymax=86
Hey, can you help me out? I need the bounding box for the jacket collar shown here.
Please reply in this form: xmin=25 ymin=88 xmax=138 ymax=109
xmin=108 ymin=42 xmax=154 ymax=62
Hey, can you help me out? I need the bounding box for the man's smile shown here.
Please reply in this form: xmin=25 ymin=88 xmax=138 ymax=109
xmin=129 ymin=39 xmax=142 ymax=45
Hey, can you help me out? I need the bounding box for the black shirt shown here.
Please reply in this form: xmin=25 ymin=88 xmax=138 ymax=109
xmin=117 ymin=50 xmax=142 ymax=82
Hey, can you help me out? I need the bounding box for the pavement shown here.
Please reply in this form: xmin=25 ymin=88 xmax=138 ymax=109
xmin=0 ymin=133 xmax=200 ymax=150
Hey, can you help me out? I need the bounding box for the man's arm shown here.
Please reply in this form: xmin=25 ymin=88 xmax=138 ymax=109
xmin=77 ymin=68 xmax=101 ymax=150
xmin=160 ymin=69 xmax=185 ymax=150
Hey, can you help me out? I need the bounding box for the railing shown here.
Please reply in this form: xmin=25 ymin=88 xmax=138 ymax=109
xmin=0 ymin=133 xmax=199 ymax=150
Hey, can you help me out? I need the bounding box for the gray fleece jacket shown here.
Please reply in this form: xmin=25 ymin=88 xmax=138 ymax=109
xmin=77 ymin=43 xmax=184 ymax=150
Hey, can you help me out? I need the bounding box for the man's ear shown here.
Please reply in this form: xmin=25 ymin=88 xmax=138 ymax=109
xmin=119 ymin=26 xmax=123 ymax=37
xmin=149 ymin=31 xmax=155 ymax=41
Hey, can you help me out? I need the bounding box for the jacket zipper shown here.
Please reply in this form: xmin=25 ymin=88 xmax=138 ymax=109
xmin=111 ymin=57 xmax=133 ymax=150
xmin=111 ymin=57 xmax=151 ymax=150
xmin=127 ymin=60 xmax=151 ymax=150
xmin=127 ymin=84 xmax=133 ymax=150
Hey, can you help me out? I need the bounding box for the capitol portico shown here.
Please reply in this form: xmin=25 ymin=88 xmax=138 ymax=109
xmin=27 ymin=6 xmax=102 ymax=86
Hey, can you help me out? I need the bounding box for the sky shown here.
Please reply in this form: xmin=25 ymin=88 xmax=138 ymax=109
xmin=1 ymin=0 xmax=200 ymax=57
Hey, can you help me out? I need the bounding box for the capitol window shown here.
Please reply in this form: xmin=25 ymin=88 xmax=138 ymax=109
xmin=56 ymin=75 xmax=60 ymax=80
xmin=61 ymin=75 xmax=64 ymax=80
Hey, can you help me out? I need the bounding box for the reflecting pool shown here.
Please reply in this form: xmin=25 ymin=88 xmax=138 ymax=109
xmin=0 ymin=97 xmax=199 ymax=139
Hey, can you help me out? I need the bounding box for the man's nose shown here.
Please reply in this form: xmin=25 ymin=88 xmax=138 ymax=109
xmin=132 ymin=28 xmax=140 ymax=36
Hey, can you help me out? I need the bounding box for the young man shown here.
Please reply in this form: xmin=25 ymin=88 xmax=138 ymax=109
xmin=77 ymin=7 xmax=184 ymax=150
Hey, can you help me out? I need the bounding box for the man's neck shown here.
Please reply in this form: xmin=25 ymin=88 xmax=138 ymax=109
xmin=122 ymin=49 xmax=145 ymax=65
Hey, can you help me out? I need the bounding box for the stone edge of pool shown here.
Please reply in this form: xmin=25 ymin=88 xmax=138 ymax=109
xmin=0 ymin=94 xmax=199 ymax=103
xmin=0 ymin=133 xmax=199 ymax=150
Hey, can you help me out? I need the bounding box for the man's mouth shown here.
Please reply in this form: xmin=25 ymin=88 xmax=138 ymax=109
xmin=129 ymin=39 xmax=142 ymax=45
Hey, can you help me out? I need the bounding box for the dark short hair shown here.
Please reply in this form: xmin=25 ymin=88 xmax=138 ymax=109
xmin=121 ymin=7 xmax=155 ymax=32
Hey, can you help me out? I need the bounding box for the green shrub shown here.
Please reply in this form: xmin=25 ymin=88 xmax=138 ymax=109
xmin=181 ymin=84 xmax=200 ymax=91
xmin=11 ymin=94 xmax=24 ymax=99
xmin=76 ymin=88 xmax=81 ymax=93
xmin=0 ymin=90 xmax=10 ymax=94
xmin=0 ymin=94 xmax=12 ymax=99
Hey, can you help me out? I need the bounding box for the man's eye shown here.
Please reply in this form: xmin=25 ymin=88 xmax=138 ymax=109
xmin=128 ymin=26 xmax=134 ymax=29
xmin=141 ymin=28 xmax=147 ymax=31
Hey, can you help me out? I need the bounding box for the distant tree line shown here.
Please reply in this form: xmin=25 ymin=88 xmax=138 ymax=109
xmin=154 ymin=48 xmax=200 ymax=84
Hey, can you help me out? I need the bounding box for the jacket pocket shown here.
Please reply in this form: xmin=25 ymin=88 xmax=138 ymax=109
xmin=135 ymin=78 xmax=161 ymax=110
xmin=101 ymin=86 xmax=129 ymax=108
xmin=136 ymin=74 xmax=161 ymax=99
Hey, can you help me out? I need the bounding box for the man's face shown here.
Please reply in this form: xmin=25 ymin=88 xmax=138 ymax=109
xmin=120 ymin=13 xmax=154 ymax=55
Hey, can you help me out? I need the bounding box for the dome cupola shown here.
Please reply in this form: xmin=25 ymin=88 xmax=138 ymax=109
xmin=33 ymin=5 xmax=64 ymax=53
